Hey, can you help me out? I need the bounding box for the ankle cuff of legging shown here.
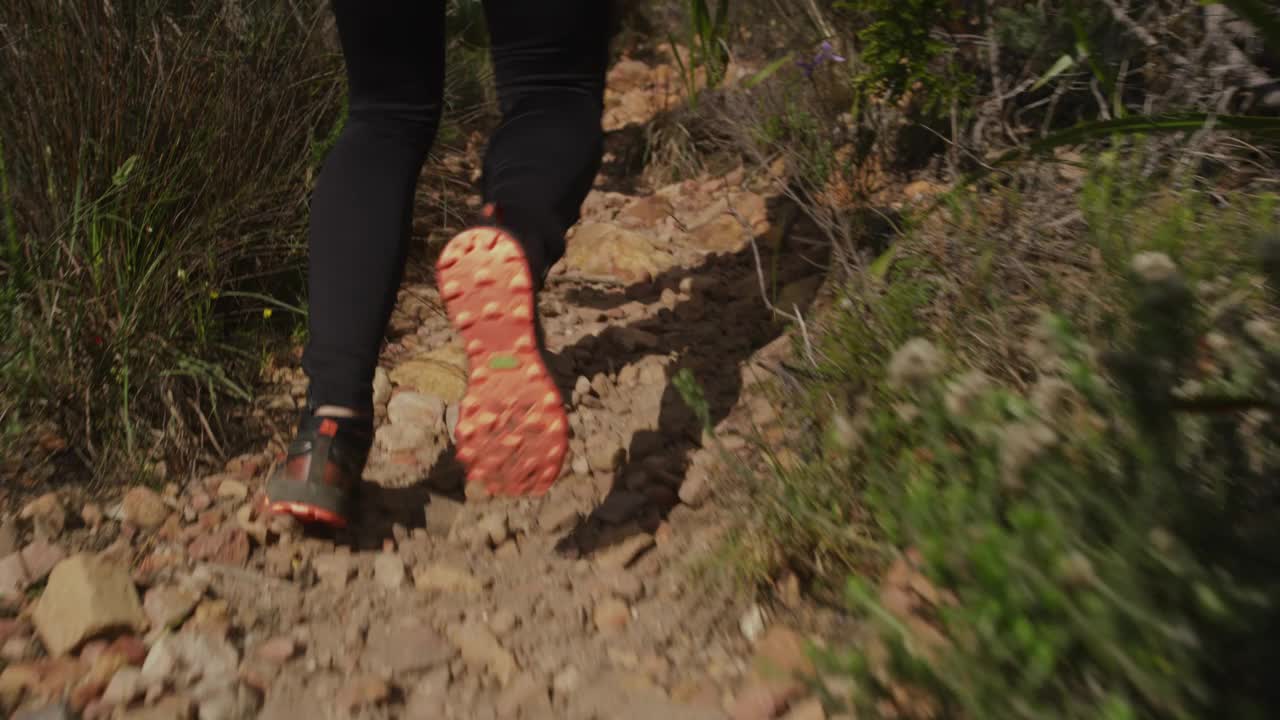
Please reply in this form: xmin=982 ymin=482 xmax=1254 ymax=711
xmin=304 ymin=385 xmax=374 ymax=417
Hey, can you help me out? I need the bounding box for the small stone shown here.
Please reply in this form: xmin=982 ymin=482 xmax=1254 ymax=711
xmin=12 ymin=703 xmax=74 ymax=720
xmin=0 ymin=618 xmax=23 ymax=645
xmin=312 ymin=553 xmax=354 ymax=590
xmin=267 ymin=513 xmax=301 ymax=538
xmin=405 ymin=667 xmax=450 ymax=716
xmin=2 ymin=634 xmax=30 ymax=661
xmin=387 ymin=391 xmax=445 ymax=428
xmin=782 ymin=697 xmax=826 ymax=720
xmin=119 ymin=693 xmax=193 ymax=720
xmin=679 ymin=466 xmax=712 ymax=507
xmin=32 ymin=554 xmax=148 ymax=656
xmin=751 ymin=626 xmax=814 ymax=680
xmin=187 ymin=527 xmax=250 ymax=567
xmin=106 ymin=635 xmax=147 ymax=666
xmin=595 ymin=533 xmax=655 ymax=570
xmin=0 ymin=552 xmax=30 ymax=602
xmin=601 ymin=570 xmax=644 ymax=601
xmin=489 ymin=609 xmax=519 ymax=637
xmin=740 ymin=604 xmax=767 ymax=643
xmin=445 ymin=405 xmax=460 ymax=441
xmin=608 ymin=647 xmax=639 ymax=669
xmin=425 ymin=496 xmax=464 ymax=537
xmin=254 ymin=636 xmax=296 ymax=664
xmin=376 ymin=423 xmax=430 ymax=453
xmin=654 ymin=521 xmax=674 ymax=546
xmin=373 ymin=367 xmax=392 ymax=409
xmin=80 ymin=505 xmax=104 ymax=530
xmin=571 ymin=455 xmax=591 ymax=476
xmin=593 ymin=598 xmax=630 ymax=634
xmin=478 ymin=513 xmax=509 ymax=547
xmin=216 ymin=479 xmax=248 ymax=503
xmin=587 ymin=438 xmax=625 ymax=473
xmin=730 ymin=681 xmax=794 ymax=720
xmin=21 ymin=494 xmax=67 ymax=541
xmin=373 ymin=553 xmax=407 ymax=590
xmin=336 ymin=674 xmax=390 ymax=710
xmin=0 ymin=520 xmax=17 ymax=556
xmin=464 ymin=482 xmax=492 ymax=503
xmin=120 ymin=488 xmax=168 ymax=530
xmin=71 ymin=638 xmax=128 ymax=710
xmin=101 ymin=666 xmax=143 ymax=706
xmin=449 ymin=622 xmax=518 ymax=686
xmin=748 ymin=396 xmax=778 ymax=426
xmin=552 ymin=665 xmax=582 ymax=696
xmin=539 ymin=501 xmax=582 ymax=533
xmin=143 ymin=585 xmax=201 ymax=630
xmin=237 ymin=659 xmax=278 ymax=693
xmin=414 ymin=563 xmax=483 ymax=594
xmin=190 ymin=599 xmax=230 ymax=632
xmin=361 ymin=618 xmax=455 ymax=676
xmin=496 ymin=672 xmax=551 ymax=718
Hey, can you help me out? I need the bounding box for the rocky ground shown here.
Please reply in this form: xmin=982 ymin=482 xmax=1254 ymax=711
xmin=0 ymin=55 xmax=837 ymax=719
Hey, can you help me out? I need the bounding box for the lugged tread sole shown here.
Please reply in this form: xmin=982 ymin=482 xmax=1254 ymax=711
xmin=437 ymin=227 xmax=568 ymax=497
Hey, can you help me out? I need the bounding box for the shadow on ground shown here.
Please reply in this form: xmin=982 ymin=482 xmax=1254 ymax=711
xmin=549 ymin=195 xmax=830 ymax=557
xmin=330 ymin=192 xmax=831 ymax=554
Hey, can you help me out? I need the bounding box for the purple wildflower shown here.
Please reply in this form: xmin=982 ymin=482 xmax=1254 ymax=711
xmin=797 ymin=40 xmax=846 ymax=78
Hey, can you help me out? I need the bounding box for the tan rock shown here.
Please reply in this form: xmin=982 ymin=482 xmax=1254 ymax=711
xmin=389 ymin=348 xmax=468 ymax=403
xmin=679 ymin=465 xmax=712 ymax=507
xmin=142 ymin=585 xmax=200 ymax=630
xmin=252 ymin=636 xmax=296 ymax=664
xmin=373 ymin=553 xmax=406 ymax=590
xmin=336 ymin=674 xmax=389 ymax=711
xmin=495 ymin=672 xmax=551 ymax=718
xmin=782 ymin=697 xmax=826 ymax=720
xmin=372 ymin=367 xmax=392 ymax=409
xmin=216 ymin=479 xmax=248 ymax=503
xmin=311 ymin=553 xmax=354 ymax=590
xmin=32 ymin=554 xmax=147 ymax=656
xmin=449 ymin=622 xmax=518 ymax=686
xmin=0 ymin=552 xmax=30 ymax=602
xmin=361 ymin=617 xmax=454 ymax=677
xmin=117 ymin=693 xmax=193 ymax=720
xmin=414 ymin=563 xmax=484 ymax=594
xmin=386 ymin=391 xmax=445 ymax=429
xmin=120 ymin=488 xmax=168 ymax=530
xmin=186 ymin=527 xmax=250 ymax=567
xmin=405 ymin=667 xmax=450 ymax=717
xmin=607 ymin=58 xmax=653 ymax=93
xmin=563 ymin=222 xmax=674 ymax=284
xmin=20 ymin=493 xmax=67 ymax=540
xmin=593 ymin=598 xmax=630 ymax=634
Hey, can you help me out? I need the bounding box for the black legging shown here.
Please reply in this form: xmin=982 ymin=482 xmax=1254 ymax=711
xmin=302 ymin=0 xmax=611 ymax=413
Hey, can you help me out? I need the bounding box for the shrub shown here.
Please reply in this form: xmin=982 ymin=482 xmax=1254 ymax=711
xmin=0 ymin=0 xmax=344 ymax=480
xmin=744 ymin=165 xmax=1280 ymax=717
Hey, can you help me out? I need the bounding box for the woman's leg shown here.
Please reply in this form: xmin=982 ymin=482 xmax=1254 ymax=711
xmin=268 ymin=0 xmax=445 ymax=527
xmin=302 ymin=0 xmax=447 ymax=416
xmin=433 ymin=1 xmax=612 ymax=498
xmin=478 ymin=0 xmax=612 ymax=283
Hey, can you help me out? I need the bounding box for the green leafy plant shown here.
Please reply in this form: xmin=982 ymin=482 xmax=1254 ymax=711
xmin=834 ymin=0 xmax=973 ymax=117
xmin=669 ymin=0 xmax=732 ymax=107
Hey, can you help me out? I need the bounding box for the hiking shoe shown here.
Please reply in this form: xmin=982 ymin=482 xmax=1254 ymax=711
xmin=264 ymin=412 xmax=373 ymax=528
xmin=436 ymin=224 xmax=569 ymax=497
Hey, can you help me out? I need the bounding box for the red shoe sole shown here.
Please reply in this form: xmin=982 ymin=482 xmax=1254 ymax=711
xmin=263 ymin=499 xmax=348 ymax=529
xmin=436 ymin=227 xmax=568 ymax=497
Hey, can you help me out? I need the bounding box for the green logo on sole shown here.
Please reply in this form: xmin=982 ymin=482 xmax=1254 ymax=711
xmin=488 ymin=354 xmax=520 ymax=370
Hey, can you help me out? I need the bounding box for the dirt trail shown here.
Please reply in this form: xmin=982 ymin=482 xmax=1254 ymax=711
xmin=0 ymin=55 xmax=831 ymax=720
